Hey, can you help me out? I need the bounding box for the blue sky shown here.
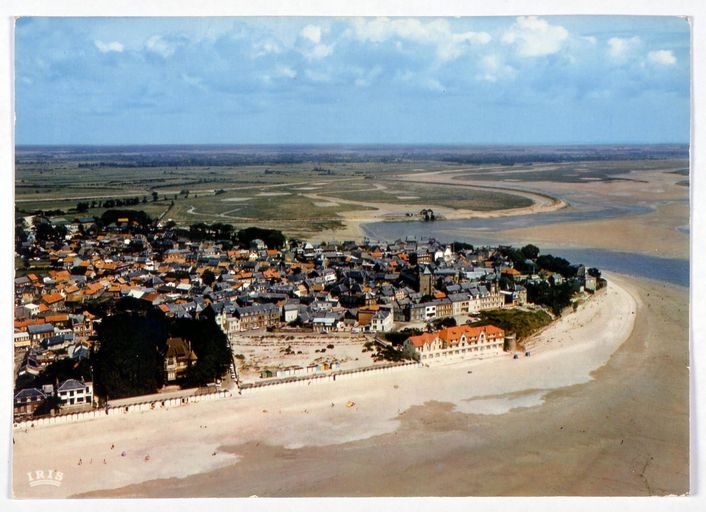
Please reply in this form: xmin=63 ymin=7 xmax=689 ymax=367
xmin=14 ymin=16 xmax=691 ymax=145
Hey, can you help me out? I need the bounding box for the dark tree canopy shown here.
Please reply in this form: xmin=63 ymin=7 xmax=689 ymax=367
xmin=384 ymin=328 xmax=423 ymax=346
xmin=202 ymin=269 xmax=216 ymax=287
xmin=35 ymin=222 xmax=67 ymax=243
xmin=536 ymin=254 xmax=576 ymax=278
xmin=237 ymin=226 xmax=286 ymax=249
xmin=432 ymin=316 xmax=457 ymax=329
xmin=101 ymin=209 xmax=151 ymax=226
xmin=520 ymin=244 xmax=540 ymax=260
xmin=93 ymin=309 xmax=168 ymax=399
xmin=525 ymin=281 xmax=575 ymax=315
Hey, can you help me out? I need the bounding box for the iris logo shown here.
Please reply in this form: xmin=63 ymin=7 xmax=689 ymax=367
xmin=26 ymin=469 xmax=63 ymax=487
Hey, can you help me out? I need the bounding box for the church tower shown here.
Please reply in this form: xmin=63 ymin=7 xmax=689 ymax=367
xmin=418 ymin=265 xmax=433 ymax=296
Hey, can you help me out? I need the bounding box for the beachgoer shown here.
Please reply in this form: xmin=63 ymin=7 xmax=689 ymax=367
xmin=78 ymin=459 xmax=82 ymax=465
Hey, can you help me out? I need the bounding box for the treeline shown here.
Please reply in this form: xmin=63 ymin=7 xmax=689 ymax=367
xmin=100 ymin=209 xmax=152 ymax=227
xmin=498 ymin=244 xmax=577 ymax=278
xmin=173 ymin=222 xmax=285 ymax=249
xmin=18 ymin=144 xmax=688 ymax=168
xmin=76 ymin=197 xmax=145 ymax=212
xmin=525 ymin=281 xmax=576 ymax=316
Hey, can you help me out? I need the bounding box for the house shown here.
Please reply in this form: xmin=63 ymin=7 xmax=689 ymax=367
xmin=312 ymin=313 xmax=344 ymax=333
xmin=27 ymin=323 xmax=55 ymax=345
xmin=369 ymin=309 xmax=393 ymax=332
xmin=403 ymin=324 xmax=506 ymax=362
xmin=235 ymin=303 xmax=280 ymax=331
xmin=408 ymin=301 xmax=437 ymax=322
xmin=14 ymin=331 xmax=30 ymax=350
xmin=57 ymin=379 xmax=93 ymax=408
xmin=282 ymin=302 xmax=300 ymax=323
xmin=164 ymin=337 xmax=198 ymax=382
xmin=14 ymin=388 xmax=47 ymax=417
xmin=41 ymin=292 xmax=66 ymax=312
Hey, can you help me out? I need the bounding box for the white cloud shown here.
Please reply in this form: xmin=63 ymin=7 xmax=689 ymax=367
xmin=94 ymin=40 xmax=124 ymax=53
xmin=252 ymin=40 xmax=282 ymax=58
xmin=502 ymin=16 xmax=569 ymax=57
xmin=305 ymin=43 xmax=334 ymax=60
xmin=145 ymin=35 xmax=175 ymax=58
xmin=300 ymin=25 xmax=322 ymax=44
xmin=647 ymin=49 xmax=677 ymax=66
xmin=582 ymin=36 xmax=597 ymax=45
xmin=607 ymin=36 xmax=640 ymax=61
xmin=298 ymin=24 xmax=333 ymax=60
xmin=349 ymin=17 xmax=490 ymax=62
xmin=476 ymin=55 xmax=516 ymax=82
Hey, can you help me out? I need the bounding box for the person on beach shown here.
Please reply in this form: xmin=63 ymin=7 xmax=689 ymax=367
xmin=78 ymin=458 xmax=82 ymax=465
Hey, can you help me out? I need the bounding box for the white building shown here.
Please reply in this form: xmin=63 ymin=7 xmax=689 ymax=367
xmin=57 ymin=379 xmax=93 ymax=408
xmin=369 ymin=309 xmax=393 ymax=332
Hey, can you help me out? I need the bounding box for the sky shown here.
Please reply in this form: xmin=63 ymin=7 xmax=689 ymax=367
xmin=14 ymin=16 xmax=691 ymax=145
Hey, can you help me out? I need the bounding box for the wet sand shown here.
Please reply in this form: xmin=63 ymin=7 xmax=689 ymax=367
xmin=50 ymin=274 xmax=689 ymax=498
xmin=498 ymin=202 xmax=689 ymax=260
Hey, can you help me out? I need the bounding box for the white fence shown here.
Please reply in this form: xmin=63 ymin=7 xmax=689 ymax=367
xmin=239 ymin=361 xmax=421 ymax=394
xmin=13 ymin=389 xmax=232 ymax=430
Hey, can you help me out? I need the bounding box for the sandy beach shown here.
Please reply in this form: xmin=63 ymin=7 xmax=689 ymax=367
xmin=12 ymin=273 xmax=689 ymax=497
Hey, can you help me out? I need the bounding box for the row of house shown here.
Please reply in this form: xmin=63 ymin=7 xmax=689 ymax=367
xmin=14 ymin=379 xmax=93 ymax=417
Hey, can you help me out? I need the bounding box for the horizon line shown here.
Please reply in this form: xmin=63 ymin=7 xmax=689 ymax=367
xmin=15 ymin=142 xmax=690 ymax=148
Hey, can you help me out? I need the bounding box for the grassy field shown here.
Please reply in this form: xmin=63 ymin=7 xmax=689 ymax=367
xmin=15 ymin=152 xmax=688 ymax=239
xmin=325 ymin=180 xmax=534 ymax=211
xmin=15 ymin=158 xmax=530 ymax=237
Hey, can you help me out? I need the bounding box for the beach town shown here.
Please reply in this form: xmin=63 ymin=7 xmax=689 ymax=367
xmin=8 ymin=14 xmax=693 ymax=501
xmin=15 ymin=207 xmax=674 ymax=498
xmin=13 ymin=209 xmax=606 ymax=417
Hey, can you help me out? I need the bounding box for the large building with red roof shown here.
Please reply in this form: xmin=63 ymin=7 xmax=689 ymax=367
xmin=403 ymin=324 xmax=506 ymax=362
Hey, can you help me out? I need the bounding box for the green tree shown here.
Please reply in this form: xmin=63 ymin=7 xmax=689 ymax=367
xmin=520 ymin=244 xmax=540 ymax=260
xmin=93 ymin=309 xmax=168 ymax=399
xmin=201 ymin=269 xmax=216 ymax=287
